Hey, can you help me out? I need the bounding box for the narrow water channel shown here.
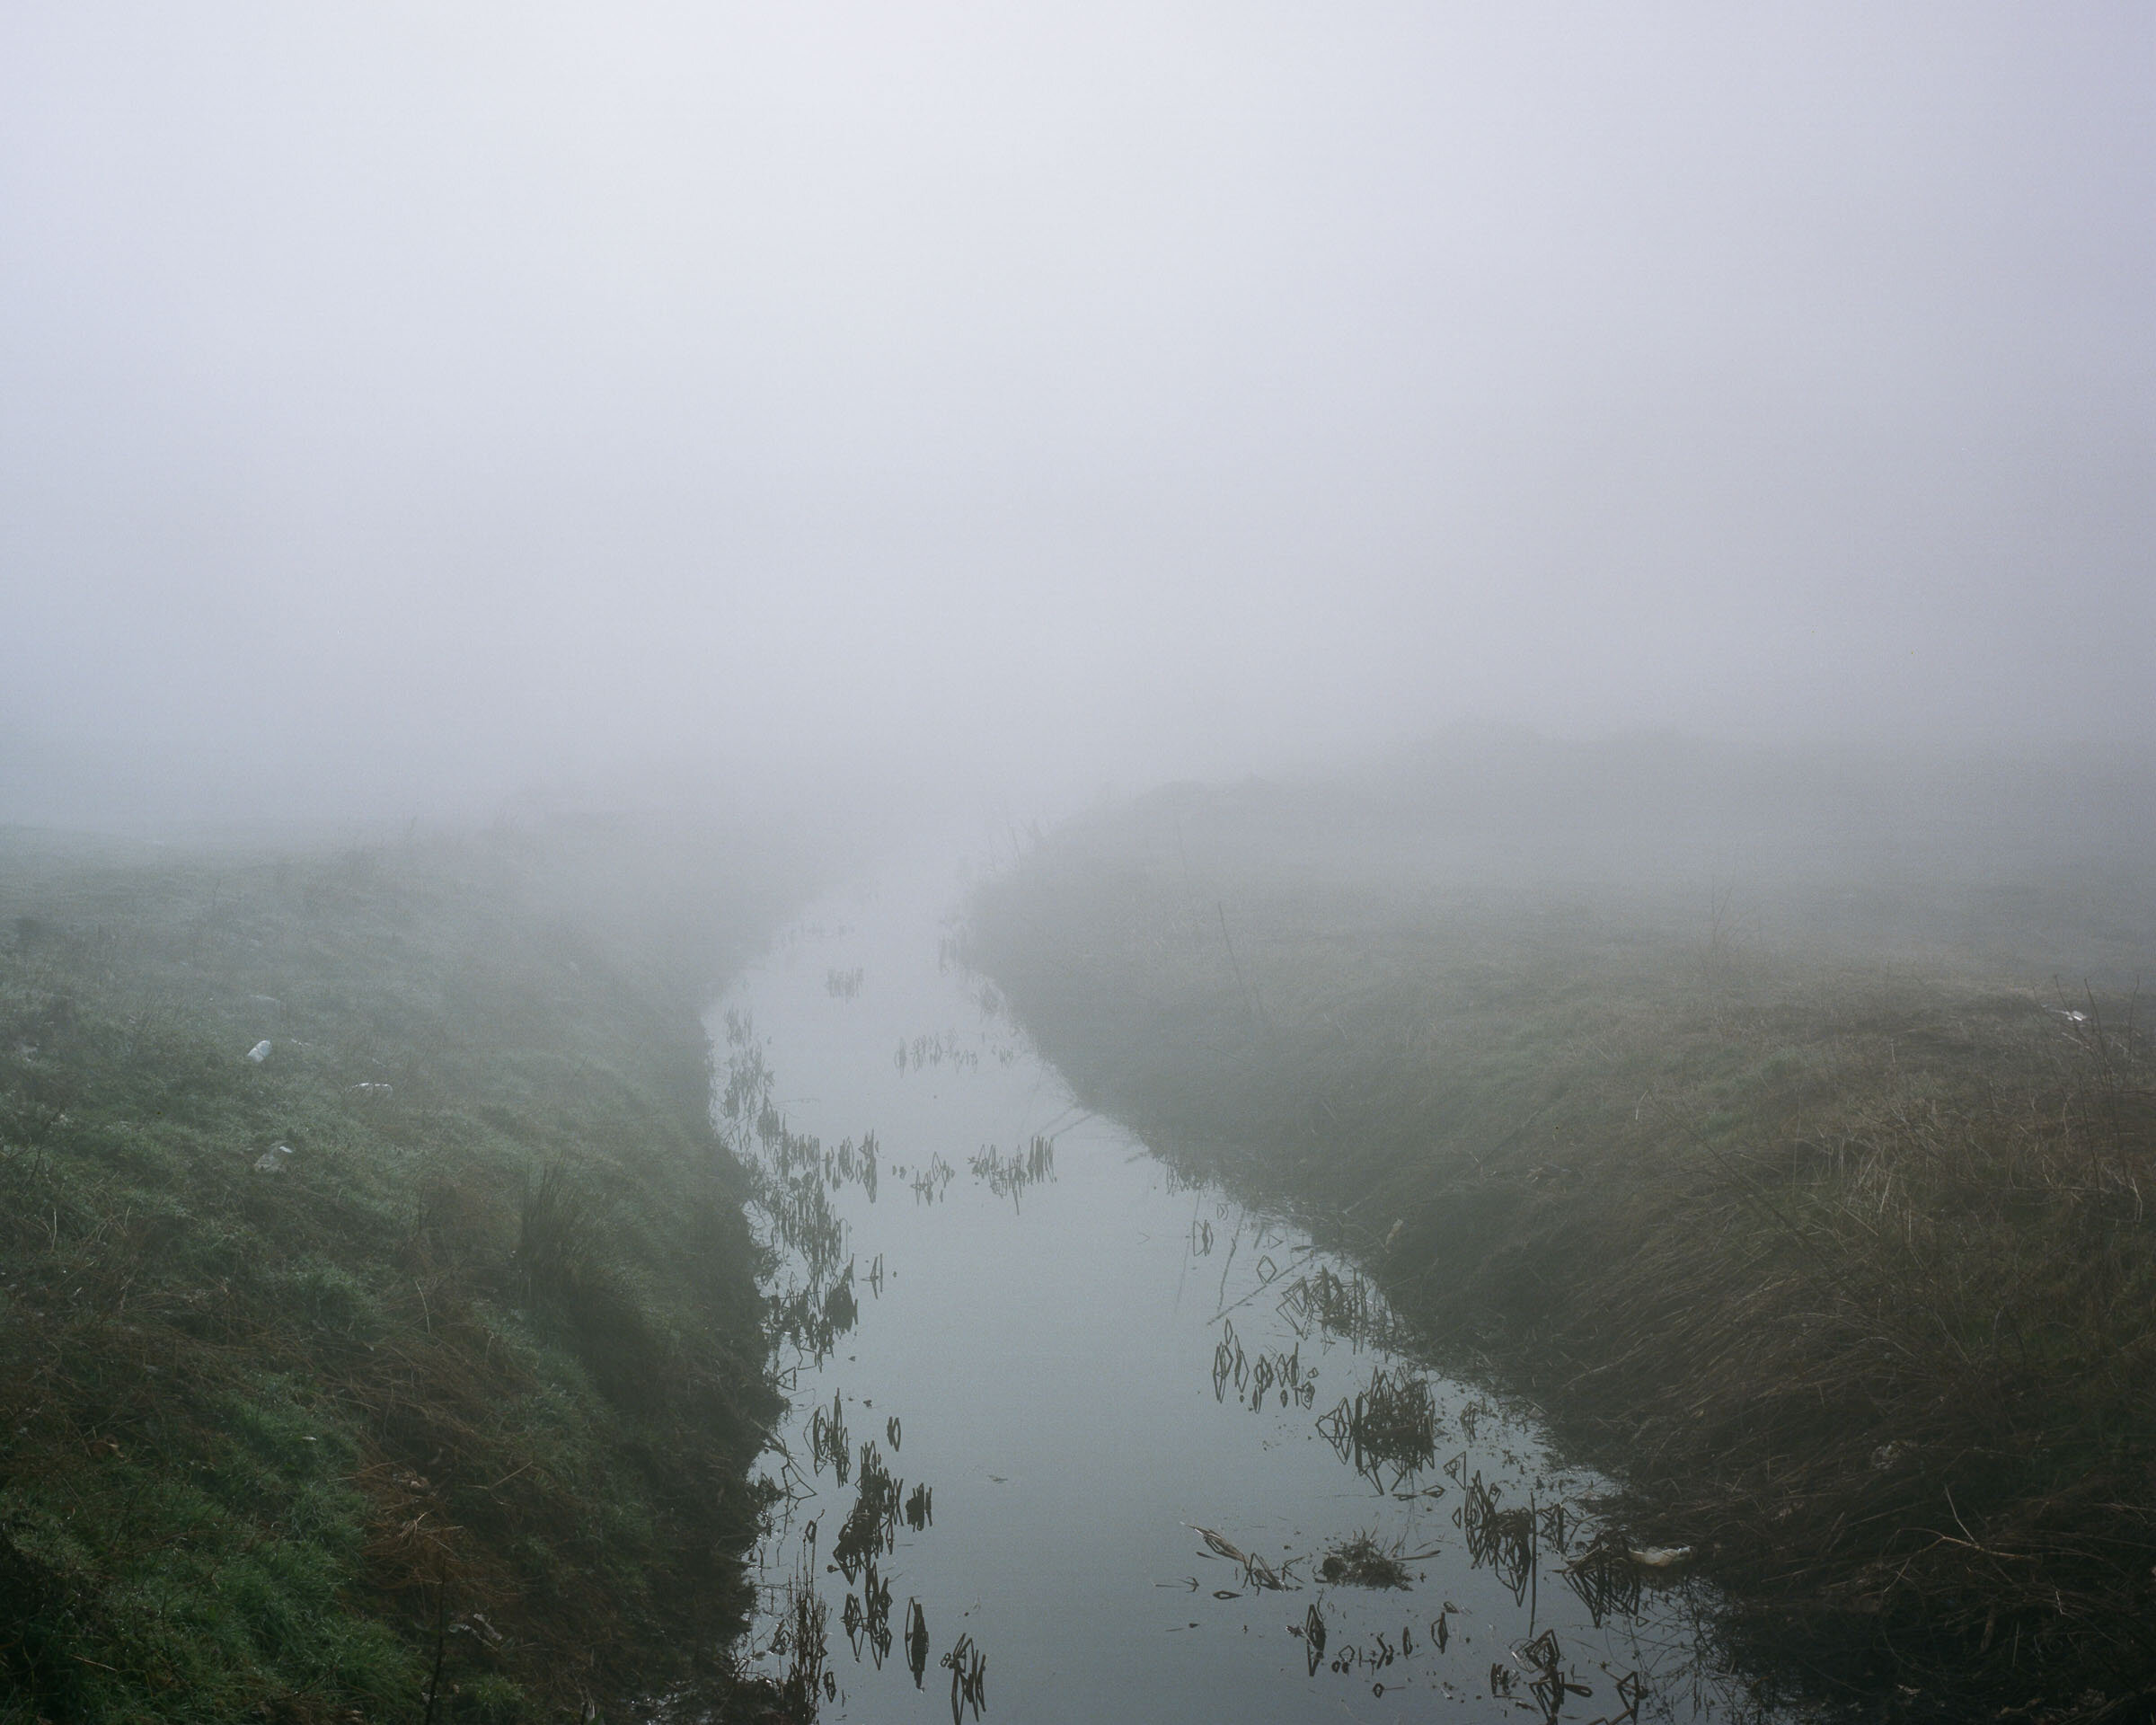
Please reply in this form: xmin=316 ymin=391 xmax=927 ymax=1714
xmin=708 ymin=860 xmax=1774 ymax=1723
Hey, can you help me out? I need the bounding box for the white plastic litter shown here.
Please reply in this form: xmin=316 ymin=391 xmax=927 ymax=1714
xmin=252 ymin=1145 xmax=294 ymax=1173
xmin=348 ymin=1082 xmax=393 ymax=1097
xmin=246 ymin=1040 xmax=272 ymax=1063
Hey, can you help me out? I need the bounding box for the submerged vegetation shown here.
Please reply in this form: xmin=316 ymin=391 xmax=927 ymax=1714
xmin=0 ymin=822 xmax=805 ymax=1722
xmin=968 ymin=774 xmax=2156 ymax=1718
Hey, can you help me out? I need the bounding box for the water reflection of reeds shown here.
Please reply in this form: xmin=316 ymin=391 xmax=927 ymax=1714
xmin=1457 ymin=1465 xmax=1539 ymax=1607
xmin=832 ymin=1441 xmax=905 ymax=1579
xmin=839 ymin=1554 xmax=894 ymax=1668
xmin=773 ymin=1545 xmax=834 ymax=1713
xmin=967 ymin=1135 xmax=1056 ymax=1210
xmin=724 ymin=959 xmax=1081 ymax=1722
xmin=894 ymin=1031 xmax=981 ymax=1074
xmin=825 ymin=966 xmax=865 ymax=1000
xmin=1276 ymin=1263 xmax=1405 ymax=1352
xmin=1209 ymin=1318 xmax=1317 ymax=1412
xmin=1316 ymin=1366 xmax=1441 ymax=1491
xmin=941 ymin=1632 xmax=987 ymax=1722
xmin=908 ymin=1154 xmax=956 ymax=1204
xmin=905 ymin=1598 xmax=931 ymax=1688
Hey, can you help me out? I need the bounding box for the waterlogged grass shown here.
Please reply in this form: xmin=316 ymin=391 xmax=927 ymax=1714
xmin=0 ymin=825 xmax=802 ymax=1722
xmin=969 ymin=799 xmax=2156 ymax=1717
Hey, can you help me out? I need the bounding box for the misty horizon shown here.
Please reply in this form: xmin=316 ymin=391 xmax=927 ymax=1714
xmin=4 ymin=4 xmax=2151 ymax=830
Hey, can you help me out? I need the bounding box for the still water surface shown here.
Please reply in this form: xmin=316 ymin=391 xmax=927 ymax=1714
xmin=708 ymin=861 xmax=1772 ymax=1723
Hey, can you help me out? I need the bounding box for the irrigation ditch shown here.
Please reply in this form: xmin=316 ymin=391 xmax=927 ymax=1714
xmin=711 ymin=860 xmax=1783 ymax=1723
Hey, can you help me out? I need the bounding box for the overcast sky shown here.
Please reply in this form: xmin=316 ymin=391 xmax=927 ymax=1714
xmin=3 ymin=3 xmax=2150 ymax=826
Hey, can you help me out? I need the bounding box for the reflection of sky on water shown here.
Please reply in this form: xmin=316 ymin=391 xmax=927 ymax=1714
xmin=709 ymin=859 xmax=1780 ymax=1722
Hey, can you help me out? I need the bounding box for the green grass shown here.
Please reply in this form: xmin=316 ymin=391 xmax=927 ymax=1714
xmin=969 ymin=790 xmax=2156 ymax=1719
xmin=0 ymin=822 xmax=808 ymax=1722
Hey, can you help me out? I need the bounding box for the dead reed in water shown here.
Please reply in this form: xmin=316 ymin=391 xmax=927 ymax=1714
xmin=1187 ymin=1523 xmax=1301 ymax=1593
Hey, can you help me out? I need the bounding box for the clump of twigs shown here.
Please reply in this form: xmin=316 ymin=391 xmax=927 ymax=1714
xmin=1317 ymin=1526 xmax=1427 ymax=1589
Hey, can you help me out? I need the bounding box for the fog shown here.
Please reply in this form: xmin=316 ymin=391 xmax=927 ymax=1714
xmin=3 ymin=4 xmax=2151 ymax=831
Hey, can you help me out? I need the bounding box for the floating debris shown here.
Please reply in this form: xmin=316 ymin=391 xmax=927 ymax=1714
xmin=1187 ymin=1524 xmax=1299 ymax=1592
xmin=1318 ymin=1527 xmax=1431 ymax=1590
xmin=245 ymin=1039 xmax=272 ymax=1063
xmin=252 ymin=1144 xmax=293 ymax=1173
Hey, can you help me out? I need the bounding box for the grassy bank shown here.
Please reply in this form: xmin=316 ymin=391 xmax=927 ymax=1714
xmin=0 ymin=821 xmax=807 ymax=1722
xmin=968 ymin=771 xmax=2156 ymax=1720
